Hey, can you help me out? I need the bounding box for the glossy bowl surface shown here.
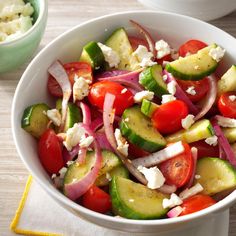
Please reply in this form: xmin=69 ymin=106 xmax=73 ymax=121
xmin=12 ymin=11 xmax=236 ymax=233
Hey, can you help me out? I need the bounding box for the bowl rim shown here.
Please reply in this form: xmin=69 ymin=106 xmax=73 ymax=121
xmin=0 ymin=0 xmax=48 ymax=46
xmin=12 ymin=10 xmax=236 ymax=227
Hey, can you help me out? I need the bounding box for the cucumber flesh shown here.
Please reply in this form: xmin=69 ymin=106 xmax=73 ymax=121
xmin=120 ymin=106 xmax=166 ymax=152
xmin=223 ymin=127 xmax=236 ymax=143
xmin=166 ymin=119 xmax=214 ymax=144
xmin=139 ymin=64 xmax=168 ymax=98
xmin=195 ymin=157 xmax=236 ymax=195
xmin=110 ymin=176 xmax=168 ymax=219
xmin=166 ymin=44 xmax=218 ymax=80
xmin=141 ymin=99 xmax=159 ymax=118
xmin=21 ymin=103 xmax=50 ymax=138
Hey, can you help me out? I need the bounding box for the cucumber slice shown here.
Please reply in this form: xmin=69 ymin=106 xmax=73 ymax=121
xmin=195 ymin=157 xmax=236 ymax=195
xmin=110 ymin=176 xmax=168 ymax=219
xmin=166 ymin=119 xmax=214 ymax=144
xmin=63 ymin=150 xmax=121 ymax=191
xmin=120 ymin=106 xmax=166 ymax=152
xmin=21 ymin=103 xmax=50 ymax=138
xmin=166 ymin=44 xmax=218 ymax=81
xmin=141 ymin=99 xmax=159 ymax=118
xmin=79 ymin=41 xmax=105 ymax=69
xmin=223 ymin=127 xmax=236 ymax=143
xmin=139 ymin=64 xmax=168 ymax=98
xmin=95 ymin=165 xmax=129 ymax=187
xmin=105 ymin=28 xmax=140 ymax=71
xmin=217 ymin=65 xmax=236 ymax=96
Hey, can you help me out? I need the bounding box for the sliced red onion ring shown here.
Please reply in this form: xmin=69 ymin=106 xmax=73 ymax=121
xmin=194 ymin=75 xmax=217 ymax=121
xmin=64 ymin=124 xmax=102 ymax=201
xmin=130 ymin=20 xmax=157 ymax=58
xmin=77 ymin=102 xmax=91 ymax=126
xmin=96 ymin=132 xmax=113 ymax=151
xmin=77 ymin=147 xmax=87 ymax=164
xmin=158 ymin=184 xmax=177 ymax=194
xmin=63 ymin=144 xmax=79 ymax=163
xmin=95 ymin=70 xmax=128 ymax=79
xmin=167 ymin=206 xmax=183 ymax=218
xmin=132 ymin=141 xmax=185 ymax=168
xmin=103 ymin=93 xmax=147 ymax=185
xmin=90 ymin=117 xmax=103 ymax=132
xmin=212 ymin=118 xmax=236 ymax=168
xmin=163 ymin=70 xmax=199 ymax=115
xmin=48 ymin=61 xmax=72 ymax=132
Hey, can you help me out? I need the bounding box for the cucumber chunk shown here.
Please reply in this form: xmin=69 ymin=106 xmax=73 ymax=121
xmin=223 ymin=127 xmax=236 ymax=143
xmin=141 ymin=99 xmax=159 ymax=118
xmin=110 ymin=176 xmax=168 ymax=219
xmin=166 ymin=44 xmax=218 ymax=80
xmin=120 ymin=106 xmax=166 ymax=152
xmin=217 ymin=65 xmax=236 ymax=96
xmin=79 ymin=41 xmax=105 ymax=69
xmin=166 ymin=119 xmax=214 ymax=144
xmin=21 ymin=103 xmax=50 ymax=138
xmin=105 ymin=28 xmax=140 ymax=71
xmin=195 ymin=157 xmax=236 ymax=195
xmin=139 ymin=64 xmax=168 ymax=98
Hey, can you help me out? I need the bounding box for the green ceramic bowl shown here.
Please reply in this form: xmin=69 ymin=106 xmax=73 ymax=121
xmin=0 ymin=0 xmax=48 ymax=73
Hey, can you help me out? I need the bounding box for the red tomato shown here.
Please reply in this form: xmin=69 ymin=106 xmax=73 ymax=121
xmin=190 ymin=140 xmax=219 ymax=159
xmin=47 ymin=62 xmax=93 ymax=97
xmin=177 ymin=77 xmax=210 ymax=102
xmin=88 ymin=81 xmax=134 ymax=115
xmin=38 ymin=129 xmax=64 ymax=174
xmin=180 ymin=194 xmax=216 ymax=216
xmin=128 ymin=142 xmax=150 ymax=159
xmin=128 ymin=36 xmax=148 ymax=51
xmin=156 ymin=54 xmax=172 ymax=65
xmin=218 ymin=92 xmax=236 ymax=118
xmin=82 ymin=185 xmax=111 ymax=213
xmin=179 ymin=39 xmax=208 ymax=57
xmin=159 ymin=142 xmax=193 ymax=187
xmin=151 ymin=100 xmax=189 ymax=134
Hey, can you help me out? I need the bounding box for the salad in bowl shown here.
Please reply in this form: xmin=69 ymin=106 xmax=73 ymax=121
xmin=20 ymin=19 xmax=236 ymax=220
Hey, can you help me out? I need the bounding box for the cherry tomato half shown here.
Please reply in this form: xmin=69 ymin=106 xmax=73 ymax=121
xmin=218 ymin=92 xmax=236 ymax=118
xmin=82 ymin=185 xmax=111 ymax=213
xmin=178 ymin=39 xmax=208 ymax=57
xmin=47 ymin=62 xmax=93 ymax=97
xmin=159 ymin=142 xmax=193 ymax=188
xmin=88 ymin=81 xmax=134 ymax=115
xmin=128 ymin=142 xmax=151 ymax=159
xmin=129 ymin=36 xmax=149 ymax=51
xmin=177 ymin=77 xmax=210 ymax=102
xmin=151 ymin=100 xmax=189 ymax=134
xmin=180 ymin=194 xmax=216 ymax=216
xmin=38 ymin=129 xmax=64 ymax=174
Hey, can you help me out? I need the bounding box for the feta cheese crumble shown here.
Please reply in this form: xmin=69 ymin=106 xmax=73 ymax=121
xmin=46 ymin=109 xmax=61 ymax=127
xmin=167 ymin=81 xmax=176 ymax=95
xmin=73 ymin=76 xmax=91 ymax=102
xmin=134 ymin=90 xmax=154 ymax=103
xmin=79 ymin=135 xmax=94 ymax=148
xmin=114 ymin=129 xmax=129 ymax=156
xmin=162 ymin=74 xmax=168 ymax=81
xmin=132 ymin=45 xmax=156 ymax=67
xmin=181 ymin=115 xmax=195 ymax=130
xmin=162 ymin=193 xmax=183 ymax=209
xmin=209 ymin=46 xmax=225 ymax=62
xmin=217 ymin=116 xmax=236 ymax=128
xmin=137 ymin=166 xmax=165 ymax=189
xmin=98 ymin=42 xmax=120 ymax=68
xmin=229 ymin=95 xmax=236 ymax=102
xmin=161 ymin=94 xmax=176 ymax=104
xmin=186 ymin=86 xmax=196 ymax=96
xmin=155 ymin=40 xmax=171 ymax=59
xmin=205 ymin=135 xmax=218 ymax=146
xmin=121 ymin=88 xmax=127 ymax=94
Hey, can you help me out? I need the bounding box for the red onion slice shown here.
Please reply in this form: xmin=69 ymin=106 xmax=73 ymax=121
xmin=132 ymin=141 xmax=185 ymax=168
xmin=90 ymin=117 xmax=103 ymax=132
xmin=95 ymin=70 xmax=129 ymax=79
xmin=167 ymin=206 xmax=183 ymax=218
xmin=48 ymin=61 xmax=72 ymax=131
xmin=158 ymin=184 xmax=177 ymax=194
xmin=77 ymin=102 xmax=91 ymax=126
xmin=96 ymin=132 xmax=113 ymax=151
xmin=130 ymin=20 xmax=157 ymax=58
xmin=77 ymin=147 xmax=87 ymax=164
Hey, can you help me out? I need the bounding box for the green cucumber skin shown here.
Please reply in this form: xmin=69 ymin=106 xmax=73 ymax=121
xmin=139 ymin=65 xmax=168 ymax=98
xmin=64 ymin=103 xmax=82 ymax=131
xmin=141 ymin=99 xmax=159 ymax=118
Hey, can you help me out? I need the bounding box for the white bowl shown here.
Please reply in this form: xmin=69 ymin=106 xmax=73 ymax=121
xmin=138 ymin=0 xmax=236 ymax=21
xmin=12 ymin=11 xmax=236 ymax=234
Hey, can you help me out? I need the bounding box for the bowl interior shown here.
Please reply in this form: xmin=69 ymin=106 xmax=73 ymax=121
xmin=12 ymin=11 xmax=236 ymax=232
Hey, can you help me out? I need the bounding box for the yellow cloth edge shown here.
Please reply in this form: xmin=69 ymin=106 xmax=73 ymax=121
xmin=10 ymin=175 xmax=62 ymax=236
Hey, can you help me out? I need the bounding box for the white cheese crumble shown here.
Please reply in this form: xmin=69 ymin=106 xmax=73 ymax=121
xmin=46 ymin=109 xmax=61 ymax=127
xmin=167 ymin=81 xmax=176 ymax=95
xmin=121 ymin=88 xmax=127 ymax=94
xmin=217 ymin=116 xmax=236 ymax=128
xmin=179 ymin=183 xmax=203 ymax=200
xmin=59 ymin=167 xmax=67 ymax=179
xmin=132 ymin=45 xmax=156 ymax=67
xmin=186 ymin=86 xmax=196 ymax=96
xmin=114 ymin=128 xmax=129 ymax=156
xmin=137 ymin=166 xmax=165 ymax=189
xmin=161 ymin=94 xmax=176 ymax=104
xmin=181 ymin=114 xmax=195 ymax=130
xmin=79 ymin=135 xmax=94 ymax=148
xmin=209 ymin=46 xmax=225 ymax=62
xmin=134 ymin=90 xmax=154 ymax=103
xmin=155 ymin=39 xmax=171 ymax=59
xmin=73 ymin=75 xmax=91 ymax=102
xmin=205 ymin=135 xmax=218 ymax=146
xmin=98 ymin=42 xmax=120 ymax=68
xmin=162 ymin=74 xmax=168 ymax=81
xmin=162 ymin=193 xmax=183 ymax=209
xmin=229 ymin=95 xmax=236 ymax=102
